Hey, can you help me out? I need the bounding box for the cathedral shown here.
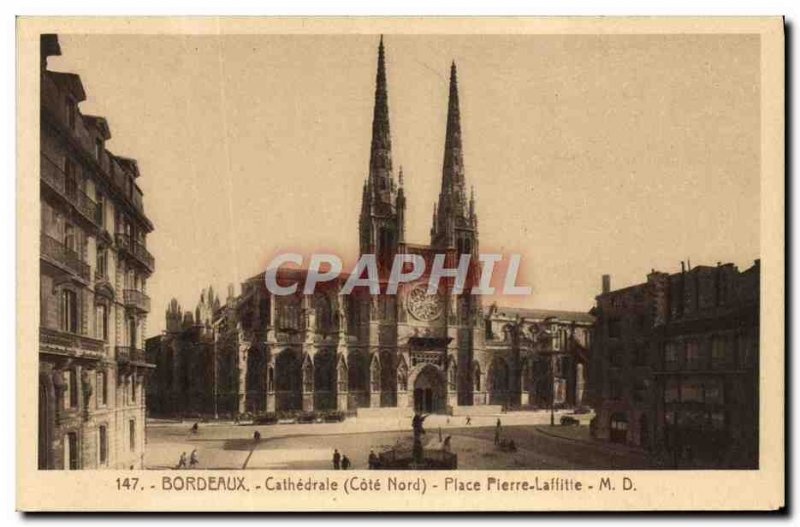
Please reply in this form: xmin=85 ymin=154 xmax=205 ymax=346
xmin=146 ymin=38 xmax=592 ymax=418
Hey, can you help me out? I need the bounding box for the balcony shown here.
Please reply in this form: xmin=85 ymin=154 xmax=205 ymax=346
xmin=115 ymin=233 xmax=155 ymax=273
xmin=41 ymin=233 xmax=90 ymax=282
xmin=115 ymin=346 xmax=151 ymax=366
xmin=39 ymin=326 xmax=105 ymax=360
xmin=123 ymin=289 xmax=151 ymax=313
xmin=40 ymin=155 xmax=98 ymax=226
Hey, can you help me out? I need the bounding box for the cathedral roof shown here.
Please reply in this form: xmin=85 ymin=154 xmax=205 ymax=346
xmin=489 ymin=306 xmax=594 ymax=325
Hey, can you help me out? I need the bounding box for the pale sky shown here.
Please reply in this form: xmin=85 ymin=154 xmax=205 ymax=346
xmin=48 ymin=34 xmax=761 ymax=337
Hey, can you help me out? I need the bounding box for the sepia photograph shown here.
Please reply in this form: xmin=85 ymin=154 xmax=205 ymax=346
xmin=16 ymin=16 xmax=785 ymax=511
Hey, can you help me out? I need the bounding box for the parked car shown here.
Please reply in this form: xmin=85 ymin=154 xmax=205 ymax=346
xmin=253 ymin=412 xmax=278 ymax=425
xmin=560 ymin=415 xmax=580 ymax=426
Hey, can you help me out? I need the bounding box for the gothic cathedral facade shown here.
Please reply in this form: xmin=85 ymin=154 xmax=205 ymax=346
xmin=147 ymin=38 xmax=592 ymax=418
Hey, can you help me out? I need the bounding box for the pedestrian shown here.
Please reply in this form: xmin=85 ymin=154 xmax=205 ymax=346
xmin=443 ymin=435 xmax=452 ymax=453
xmin=341 ymin=455 xmax=351 ymax=470
xmin=465 ymin=416 xmax=471 ymax=425
xmin=177 ymin=451 xmax=187 ymax=469
xmin=368 ymin=449 xmax=379 ymax=469
xmin=191 ymin=422 xmax=199 ymax=434
xmin=332 ymin=449 xmax=341 ymax=470
xmin=254 ymin=430 xmax=261 ymax=442
xmin=438 ymin=426 xmax=442 ymax=442
xmin=495 ymin=419 xmax=502 ymax=445
xmin=189 ymin=448 xmax=199 ymax=468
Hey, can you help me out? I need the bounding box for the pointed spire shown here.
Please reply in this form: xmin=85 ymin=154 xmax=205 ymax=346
xmin=398 ymin=165 xmax=404 ymax=187
xmin=432 ymin=60 xmax=470 ymax=247
xmin=368 ymin=35 xmax=393 ymax=195
xmin=443 ymin=61 xmax=464 ymax=189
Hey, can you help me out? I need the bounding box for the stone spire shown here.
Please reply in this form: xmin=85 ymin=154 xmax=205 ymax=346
xmin=367 ymin=35 xmax=394 ymax=205
xmin=432 ymin=61 xmax=471 ymax=248
xmin=359 ymin=37 xmax=400 ymax=261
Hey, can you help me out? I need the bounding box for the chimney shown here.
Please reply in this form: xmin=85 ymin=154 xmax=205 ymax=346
xmin=602 ymin=274 xmax=611 ymax=294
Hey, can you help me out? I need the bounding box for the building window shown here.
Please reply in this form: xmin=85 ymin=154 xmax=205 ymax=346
xmin=129 ymin=419 xmax=136 ymax=451
xmin=95 ymin=304 xmax=108 ymax=341
xmin=96 ymin=248 xmax=107 ymax=280
xmin=66 ymin=369 xmax=78 ymax=409
xmin=664 ymin=378 xmax=679 ymax=403
xmin=686 ymin=340 xmax=704 ymax=370
xmin=63 ymin=221 xmax=76 ymax=252
xmin=96 ymin=370 xmax=107 ymax=406
xmin=711 ymin=336 xmax=731 ymax=369
xmin=664 ymin=342 xmax=680 ymax=370
xmin=60 ymin=289 xmax=79 ymax=334
xmin=64 ymin=159 xmax=77 ymax=198
xmin=680 ymin=381 xmax=703 ymax=403
xmin=131 ymin=377 xmax=136 ymax=403
xmin=95 ymin=193 xmax=105 ymax=228
xmin=65 ymin=432 xmax=79 ymax=470
xmin=98 ymin=426 xmax=107 ymax=465
xmin=95 ymin=138 xmax=103 ymax=161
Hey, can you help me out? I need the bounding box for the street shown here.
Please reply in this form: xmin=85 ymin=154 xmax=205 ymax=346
xmin=145 ymin=411 xmax=653 ymax=470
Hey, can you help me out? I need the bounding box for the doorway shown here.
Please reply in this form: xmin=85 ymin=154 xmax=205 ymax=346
xmin=412 ymin=365 xmax=446 ymax=414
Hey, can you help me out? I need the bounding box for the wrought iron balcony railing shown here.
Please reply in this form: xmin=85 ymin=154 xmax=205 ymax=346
xmin=40 ymin=233 xmax=90 ymax=281
xmin=123 ymin=289 xmax=151 ymax=312
xmin=40 ymin=155 xmax=99 ymax=225
xmin=115 ymin=233 xmax=155 ymax=272
xmin=115 ymin=346 xmax=147 ymax=364
xmin=39 ymin=326 xmax=105 ymax=357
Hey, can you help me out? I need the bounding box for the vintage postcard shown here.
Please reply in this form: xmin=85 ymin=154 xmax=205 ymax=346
xmin=16 ymin=17 xmax=784 ymax=511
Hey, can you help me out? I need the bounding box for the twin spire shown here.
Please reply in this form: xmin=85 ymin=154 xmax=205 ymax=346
xmin=364 ymin=36 xmax=475 ymax=248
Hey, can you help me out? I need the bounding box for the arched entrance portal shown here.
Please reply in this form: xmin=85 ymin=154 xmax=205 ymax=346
xmin=412 ymin=365 xmax=446 ymax=414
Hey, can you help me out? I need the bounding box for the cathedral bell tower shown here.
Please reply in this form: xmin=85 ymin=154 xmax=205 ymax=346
xmin=431 ymin=62 xmax=479 ymax=258
xmin=359 ymin=36 xmax=405 ymax=275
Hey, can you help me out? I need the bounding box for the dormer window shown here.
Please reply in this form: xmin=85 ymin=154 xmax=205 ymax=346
xmin=95 ymin=138 xmax=103 ymax=161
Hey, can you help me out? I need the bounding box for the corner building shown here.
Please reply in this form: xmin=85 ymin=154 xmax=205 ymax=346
xmin=148 ymin=39 xmax=591 ymax=418
xmin=588 ymin=262 xmax=759 ymax=468
xmin=39 ymin=35 xmax=155 ymax=469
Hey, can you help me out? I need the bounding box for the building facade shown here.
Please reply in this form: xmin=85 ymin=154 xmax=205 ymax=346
xmin=146 ymin=39 xmax=592 ymax=419
xmin=588 ymin=261 xmax=760 ymax=468
xmin=39 ymin=35 xmax=155 ymax=470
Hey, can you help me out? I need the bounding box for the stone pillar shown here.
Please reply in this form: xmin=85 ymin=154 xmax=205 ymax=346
xmin=265 ymin=358 xmax=276 ymax=413
xmin=369 ymin=352 xmax=381 ymax=408
xmin=336 ymin=346 xmax=349 ymax=412
xmin=302 ymin=352 xmax=314 ymax=412
xmin=237 ymin=343 xmax=249 ymax=415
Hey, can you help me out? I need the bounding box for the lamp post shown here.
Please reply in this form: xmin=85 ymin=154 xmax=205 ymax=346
xmin=550 ymin=353 xmax=556 ymax=426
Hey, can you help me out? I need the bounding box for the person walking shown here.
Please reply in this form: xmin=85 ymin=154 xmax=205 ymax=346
xmin=341 ymin=455 xmax=351 ymax=470
xmin=253 ymin=430 xmax=261 ymax=442
xmin=177 ymin=451 xmax=187 ymax=469
xmin=494 ymin=418 xmax=502 ymax=445
xmin=368 ymin=450 xmax=379 ymax=469
xmin=191 ymin=422 xmax=199 ymax=434
xmin=189 ymin=448 xmax=199 ymax=468
xmin=332 ymin=449 xmax=341 ymax=470
xmin=465 ymin=416 xmax=471 ymax=426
